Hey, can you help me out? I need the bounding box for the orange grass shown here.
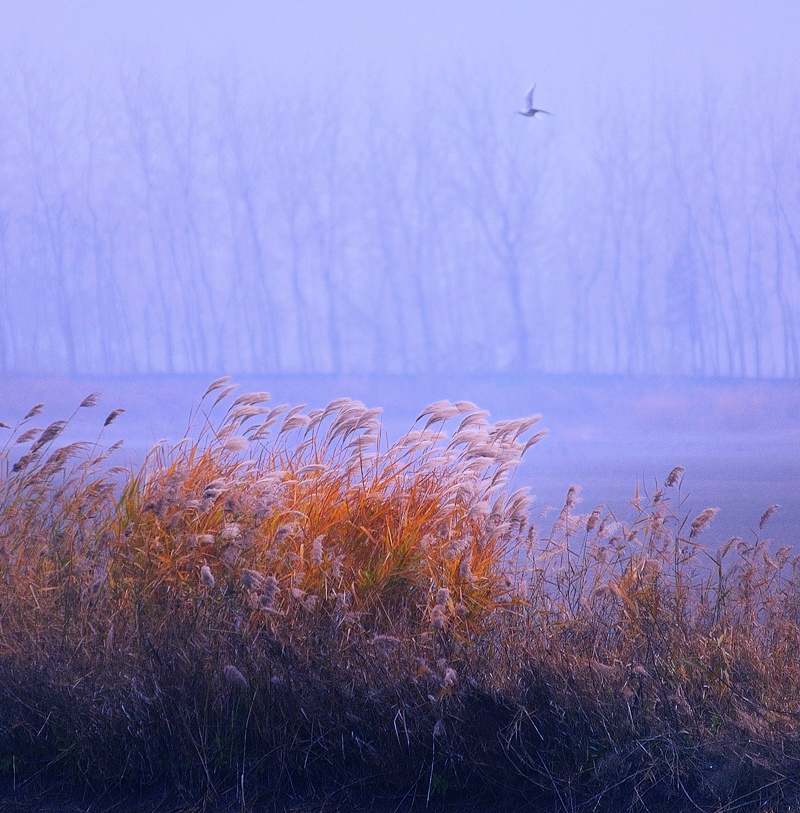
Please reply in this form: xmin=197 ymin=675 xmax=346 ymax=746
xmin=1 ymin=380 xmax=799 ymax=812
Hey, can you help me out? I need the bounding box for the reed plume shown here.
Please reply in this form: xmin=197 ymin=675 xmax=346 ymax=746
xmin=200 ymin=564 xmax=216 ymax=588
xmin=223 ymin=664 xmax=248 ymax=690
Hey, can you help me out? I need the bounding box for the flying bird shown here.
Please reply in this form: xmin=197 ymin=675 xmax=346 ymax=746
xmin=518 ymin=84 xmax=551 ymax=118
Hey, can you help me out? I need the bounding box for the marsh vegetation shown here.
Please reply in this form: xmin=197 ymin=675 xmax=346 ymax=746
xmin=1 ymin=380 xmax=798 ymax=811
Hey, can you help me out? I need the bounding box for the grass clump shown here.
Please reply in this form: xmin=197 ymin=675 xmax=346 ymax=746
xmin=1 ymin=380 xmax=799 ymax=812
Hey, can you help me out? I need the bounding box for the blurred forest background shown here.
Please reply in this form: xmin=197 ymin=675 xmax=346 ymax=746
xmin=1 ymin=65 xmax=798 ymax=379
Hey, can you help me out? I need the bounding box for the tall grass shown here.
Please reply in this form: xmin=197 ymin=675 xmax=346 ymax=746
xmin=1 ymin=380 xmax=798 ymax=811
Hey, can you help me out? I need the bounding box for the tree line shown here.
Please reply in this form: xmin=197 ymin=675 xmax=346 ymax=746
xmin=0 ymin=66 xmax=797 ymax=377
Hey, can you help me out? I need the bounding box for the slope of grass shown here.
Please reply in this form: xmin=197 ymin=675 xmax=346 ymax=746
xmin=0 ymin=379 xmax=798 ymax=812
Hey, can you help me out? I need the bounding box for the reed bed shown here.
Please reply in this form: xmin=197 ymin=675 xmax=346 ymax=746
xmin=1 ymin=379 xmax=799 ymax=812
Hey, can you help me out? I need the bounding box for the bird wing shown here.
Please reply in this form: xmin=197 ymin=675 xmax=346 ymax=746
xmin=524 ymin=83 xmax=536 ymax=109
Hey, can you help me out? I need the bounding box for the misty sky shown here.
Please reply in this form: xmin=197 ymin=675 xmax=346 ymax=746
xmin=5 ymin=1 xmax=799 ymax=99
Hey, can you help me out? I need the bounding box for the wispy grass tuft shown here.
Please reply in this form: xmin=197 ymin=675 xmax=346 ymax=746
xmin=1 ymin=384 xmax=798 ymax=812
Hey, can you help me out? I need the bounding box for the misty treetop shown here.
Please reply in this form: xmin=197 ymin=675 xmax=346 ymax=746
xmin=0 ymin=67 xmax=798 ymax=377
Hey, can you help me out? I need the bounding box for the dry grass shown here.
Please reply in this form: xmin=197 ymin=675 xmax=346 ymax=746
xmin=1 ymin=379 xmax=799 ymax=812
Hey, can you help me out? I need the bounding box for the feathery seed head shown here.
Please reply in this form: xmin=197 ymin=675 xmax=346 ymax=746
xmin=416 ymin=400 xmax=453 ymax=424
xmin=260 ymin=575 xmax=279 ymax=609
xmin=31 ymin=420 xmax=67 ymax=453
xmin=665 ymin=466 xmax=685 ymax=488
xmin=203 ymin=479 xmax=226 ymax=500
xmin=690 ymin=508 xmax=719 ymax=539
xmin=597 ymin=517 xmax=620 ymax=539
xmin=280 ymin=413 xmax=310 ymax=434
xmin=200 ymin=565 xmax=215 ymax=588
xmin=221 ymin=522 xmax=242 ymax=540
xmin=565 ymin=485 xmax=580 ymax=509
xmin=341 ymin=611 xmax=358 ymax=628
xmin=372 ymin=634 xmax=402 ymax=648
xmin=211 ymin=384 xmax=238 ymax=407
xmin=223 ymin=664 xmax=248 ymax=690
xmin=274 ymin=523 xmax=297 ymax=543
xmin=15 ymin=427 xmax=41 ymax=444
xmin=230 ymin=391 xmax=270 ymax=408
xmin=240 ymin=568 xmax=265 ymax=591
xmin=223 ymin=436 xmax=249 ymax=453
xmin=228 ymin=405 xmax=269 ymax=423
xmin=431 ymin=604 xmax=447 ymax=631
xmin=458 ymin=551 xmax=473 ymax=582
xmin=296 ymin=463 xmax=326 ymax=477
xmin=24 ymin=403 xmax=45 ymax=420
xmin=202 ymin=376 xmax=232 ymax=399
xmin=103 ymin=409 xmax=125 ymax=427
xmin=717 ymin=537 xmax=738 ymax=560
xmin=522 ymin=429 xmax=549 ymax=454
xmin=759 ymin=504 xmax=781 ymax=530
xmin=311 ymin=535 xmax=324 ymax=567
